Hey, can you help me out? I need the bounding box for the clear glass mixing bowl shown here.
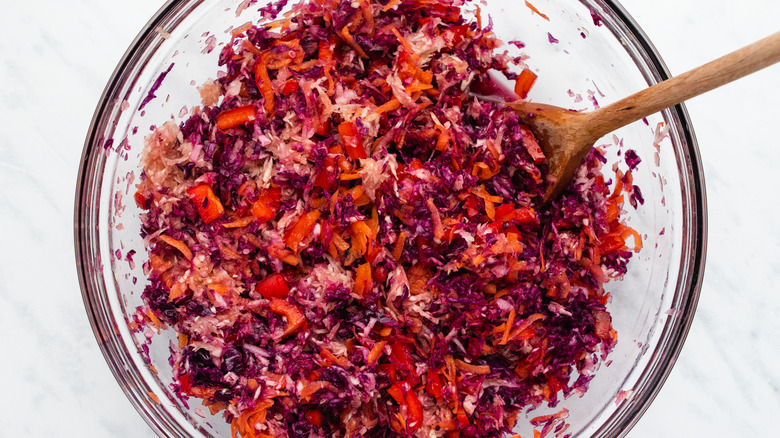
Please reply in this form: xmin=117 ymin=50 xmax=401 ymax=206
xmin=75 ymin=0 xmax=707 ymax=436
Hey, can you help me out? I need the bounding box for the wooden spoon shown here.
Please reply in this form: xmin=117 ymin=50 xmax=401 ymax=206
xmin=510 ymin=31 xmax=780 ymax=202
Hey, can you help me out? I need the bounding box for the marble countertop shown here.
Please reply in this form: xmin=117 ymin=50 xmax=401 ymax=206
xmin=1 ymin=0 xmax=778 ymax=436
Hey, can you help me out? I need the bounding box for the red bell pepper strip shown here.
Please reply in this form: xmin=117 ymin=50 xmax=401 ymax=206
xmin=389 ymin=343 xmax=418 ymax=383
xmin=456 ymin=405 xmax=470 ymax=428
xmin=269 ymin=298 xmax=306 ymax=337
xmin=255 ymin=273 xmax=290 ymax=299
xmin=216 ymin=104 xmax=256 ymax=131
xmin=284 ymin=210 xmax=321 ymax=251
xmin=514 ymin=68 xmax=538 ymax=99
xmin=338 ymin=121 xmax=367 ymax=160
xmin=386 ymin=381 xmax=423 ymax=432
xmin=405 ymin=389 xmax=423 ymax=431
xmin=425 ymin=368 xmax=444 ymax=402
xmin=186 ymin=185 xmax=224 ymax=224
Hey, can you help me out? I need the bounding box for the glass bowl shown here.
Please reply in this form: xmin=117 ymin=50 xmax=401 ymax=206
xmin=74 ymin=0 xmax=707 ymax=436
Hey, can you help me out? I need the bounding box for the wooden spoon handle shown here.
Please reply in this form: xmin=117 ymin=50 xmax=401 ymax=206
xmin=585 ymin=30 xmax=780 ymax=139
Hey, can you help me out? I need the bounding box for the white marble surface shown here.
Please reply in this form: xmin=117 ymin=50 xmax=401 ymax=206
xmin=1 ymin=0 xmax=778 ymax=436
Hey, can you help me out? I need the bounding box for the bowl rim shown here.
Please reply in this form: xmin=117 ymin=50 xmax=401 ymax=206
xmin=74 ymin=0 xmax=707 ymax=436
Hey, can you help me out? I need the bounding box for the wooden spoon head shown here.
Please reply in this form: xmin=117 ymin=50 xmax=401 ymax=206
xmin=508 ymin=101 xmax=595 ymax=203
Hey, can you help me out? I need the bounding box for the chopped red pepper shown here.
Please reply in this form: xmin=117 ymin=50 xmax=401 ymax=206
xmin=313 ymin=115 xmax=331 ymax=137
xmin=305 ymin=410 xmax=323 ymax=428
xmin=449 ymin=24 xmax=470 ymax=45
xmin=314 ymin=155 xmax=337 ymax=190
xmin=186 ymin=185 xmax=224 ymax=224
xmin=338 ymin=121 xmax=367 ymax=160
xmin=216 ymin=104 xmax=256 ymax=131
xmin=387 ymin=381 xmax=406 ymax=405
xmin=518 ymin=124 xmax=546 ymax=164
xmin=268 ymin=298 xmax=307 ymax=337
xmin=251 ymin=187 xmax=282 ymax=223
xmin=179 ymin=373 xmax=191 ymax=393
xmin=284 ymin=210 xmax=321 ymax=251
xmin=598 ymin=234 xmax=625 ymax=254
xmin=280 ymin=79 xmax=300 ymax=95
xmin=134 ymin=190 xmax=148 ymax=209
xmin=318 ymin=39 xmax=334 ymax=60
xmin=494 ymin=203 xmax=537 ymax=225
xmin=514 ymin=68 xmax=538 ymax=99
xmin=494 ymin=203 xmax=516 ymax=222
xmin=256 ymin=273 xmax=290 ymax=299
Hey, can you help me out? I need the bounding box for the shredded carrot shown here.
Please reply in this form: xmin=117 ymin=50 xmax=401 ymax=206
xmin=382 ymin=0 xmax=401 ymax=11
xmin=620 ymin=226 xmax=643 ymax=251
xmin=222 ymin=216 xmax=255 ymax=228
xmin=426 ymin=198 xmax=445 ymax=241
xmin=485 ymin=199 xmax=496 ymax=220
xmin=354 ymin=262 xmax=373 ymax=297
xmin=367 ymin=340 xmax=387 ymax=365
xmin=158 ymin=235 xmax=193 ymax=260
xmin=435 ymin=129 xmax=451 ymax=152
xmin=499 ymin=308 xmax=516 ymax=345
xmin=388 ymin=24 xmax=414 ymax=53
xmin=231 ymin=21 xmax=254 ymax=38
xmin=508 ymin=313 xmax=546 ymax=341
xmin=339 ymin=172 xmax=363 ymax=181
xmin=454 ymin=359 xmax=491 ymax=375
xmin=350 ymin=221 xmax=372 ymax=256
xmin=392 ymin=231 xmax=407 ymax=260
xmin=374 ymin=97 xmax=401 ymax=114
xmin=299 ymin=380 xmax=335 ymax=401
xmin=254 ymin=57 xmax=275 ymax=116
xmin=524 ymin=1 xmax=550 ymax=21
xmin=320 ymin=347 xmax=349 ymax=367
xmin=611 ymin=169 xmax=625 ymax=199
xmin=490 ymin=323 xmax=507 ymax=335
xmin=145 ymin=308 xmax=162 ymax=328
xmin=340 ymin=26 xmax=369 ymax=58
xmin=436 ymin=419 xmax=458 ymax=431
xmin=216 ymin=104 xmax=257 ymax=131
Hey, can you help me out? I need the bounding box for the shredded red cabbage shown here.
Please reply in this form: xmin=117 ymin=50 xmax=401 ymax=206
xmin=133 ymin=1 xmax=642 ymax=437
